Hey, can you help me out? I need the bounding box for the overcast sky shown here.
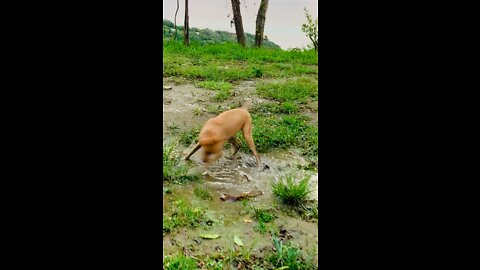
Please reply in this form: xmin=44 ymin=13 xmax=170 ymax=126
xmin=163 ymin=0 xmax=318 ymax=49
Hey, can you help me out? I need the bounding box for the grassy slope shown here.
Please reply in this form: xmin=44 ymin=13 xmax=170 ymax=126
xmin=163 ymin=19 xmax=281 ymax=49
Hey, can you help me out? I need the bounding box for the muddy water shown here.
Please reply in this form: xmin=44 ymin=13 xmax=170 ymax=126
xmin=183 ymin=147 xmax=318 ymax=202
xmin=163 ymin=148 xmax=318 ymax=263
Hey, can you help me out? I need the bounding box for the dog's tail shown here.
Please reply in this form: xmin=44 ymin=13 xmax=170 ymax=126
xmin=240 ymin=99 xmax=253 ymax=111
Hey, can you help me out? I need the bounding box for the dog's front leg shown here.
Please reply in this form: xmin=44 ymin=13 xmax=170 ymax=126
xmin=227 ymin=137 xmax=241 ymax=159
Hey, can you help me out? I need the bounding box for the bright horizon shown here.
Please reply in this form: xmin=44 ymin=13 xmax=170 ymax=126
xmin=162 ymin=0 xmax=318 ymax=49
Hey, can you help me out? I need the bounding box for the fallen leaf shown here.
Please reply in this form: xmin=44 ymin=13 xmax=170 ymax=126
xmin=199 ymin=234 xmax=220 ymax=239
xmin=243 ymin=219 xmax=253 ymax=223
xmin=233 ymin=235 xmax=243 ymax=246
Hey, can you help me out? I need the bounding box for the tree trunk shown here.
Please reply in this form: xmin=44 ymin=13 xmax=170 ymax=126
xmin=254 ymin=0 xmax=269 ymax=47
xmin=174 ymin=0 xmax=179 ymax=40
xmin=230 ymin=0 xmax=245 ymax=46
xmin=184 ymin=0 xmax=189 ymax=45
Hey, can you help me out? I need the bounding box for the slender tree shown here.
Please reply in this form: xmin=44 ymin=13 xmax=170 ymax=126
xmin=254 ymin=0 xmax=269 ymax=47
xmin=174 ymin=0 xmax=179 ymax=40
xmin=230 ymin=0 xmax=245 ymax=46
xmin=184 ymin=0 xmax=190 ymax=45
xmin=301 ymin=8 xmax=318 ymax=52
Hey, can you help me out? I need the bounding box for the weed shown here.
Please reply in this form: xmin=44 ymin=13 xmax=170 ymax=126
xmin=192 ymin=107 xmax=204 ymax=116
xmin=253 ymin=208 xmax=276 ymax=223
xmin=179 ymin=128 xmax=200 ymax=146
xmin=252 ymin=66 xmax=263 ymax=78
xmin=193 ymin=186 xmax=212 ymax=201
xmin=168 ymin=123 xmax=179 ymax=130
xmin=271 ymin=174 xmax=312 ymax=205
xmin=251 ymin=208 xmax=276 ymax=234
xmin=266 ymin=236 xmax=316 ymax=270
xmin=163 ymin=143 xmax=198 ymax=182
xmin=163 ymin=199 xmax=209 ymax=234
xmin=213 ymin=88 xmax=231 ymax=101
xmin=163 ymin=253 xmax=198 ymax=270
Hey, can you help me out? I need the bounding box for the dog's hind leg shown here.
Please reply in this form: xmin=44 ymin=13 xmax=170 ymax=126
xmin=185 ymin=142 xmax=201 ymax=161
xmin=242 ymin=119 xmax=261 ymax=167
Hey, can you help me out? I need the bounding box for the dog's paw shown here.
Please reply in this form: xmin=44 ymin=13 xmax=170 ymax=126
xmin=259 ymin=162 xmax=270 ymax=172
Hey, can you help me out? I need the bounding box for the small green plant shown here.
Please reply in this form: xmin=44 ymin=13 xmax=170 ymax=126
xmin=267 ymin=236 xmax=316 ymax=270
xmin=281 ymin=101 xmax=298 ymax=114
xmin=252 ymin=207 xmax=276 ymax=234
xmin=194 ymin=186 xmax=212 ymax=200
xmin=213 ymin=88 xmax=231 ymax=101
xmin=271 ymin=174 xmax=311 ymax=205
xmin=163 ymin=143 xmax=198 ymax=182
xmin=253 ymin=208 xmax=276 ymax=223
xmin=168 ymin=123 xmax=179 ymax=130
xmin=163 ymin=253 xmax=198 ymax=270
xmin=163 ymin=199 xmax=209 ymax=234
xmin=179 ymin=128 xmax=200 ymax=146
xmin=252 ymin=66 xmax=263 ymax=78
xmin=192 ymin=107 xmax=204 ymax=116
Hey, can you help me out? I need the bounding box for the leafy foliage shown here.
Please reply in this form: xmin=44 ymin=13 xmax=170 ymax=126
xmin=163 ymin=19 xmax=281 ymax=49
xmin=301 ymin=8 xmax=318 ymax=52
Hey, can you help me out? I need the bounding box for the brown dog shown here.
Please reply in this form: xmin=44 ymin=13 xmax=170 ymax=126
xmin=185 ymin=101 xmax=261 ymax=168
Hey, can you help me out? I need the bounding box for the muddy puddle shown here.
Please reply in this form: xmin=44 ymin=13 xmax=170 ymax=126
xmin=163 ymin=81 xmax=318 ymax=265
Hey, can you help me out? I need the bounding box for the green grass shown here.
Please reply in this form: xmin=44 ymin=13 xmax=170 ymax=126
xmin=235 ymin=114 xmax=317 ymax=158
xmin=163 ymin=199 xmax=209 ymax=234
xmin=163 ymin=39 xmax=317 ymax=82
xmin=179 ymin=128 xmax=200 ymax=146
xmin=267 ymin=236 xmax=317 ymax=270
xmin=163 ymin=253 xmax=198 ymax=270
xmin=252 ymin=101 xmax=299 ymax=115
xmin=213 ymin=89 xmax=231 ymax=101
xmin=163 ymin=236 xmax=318 ymax=269
xmin=253 ymin=208 xmax=276 ymax=223
xmin=252 ymin=207 xmax=277 ymax=235
xmin=193 ymin=186 xmax=213 ymax=201
xmin=195 ymin=80 xmax=232 ymax=91
xmin=163 ymin=143 xmax=198 ymax=182
xmin=256 ymin=77 xmax=318 ymax=104
xmin=271 ymin=174 xmax=312 ymax=205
